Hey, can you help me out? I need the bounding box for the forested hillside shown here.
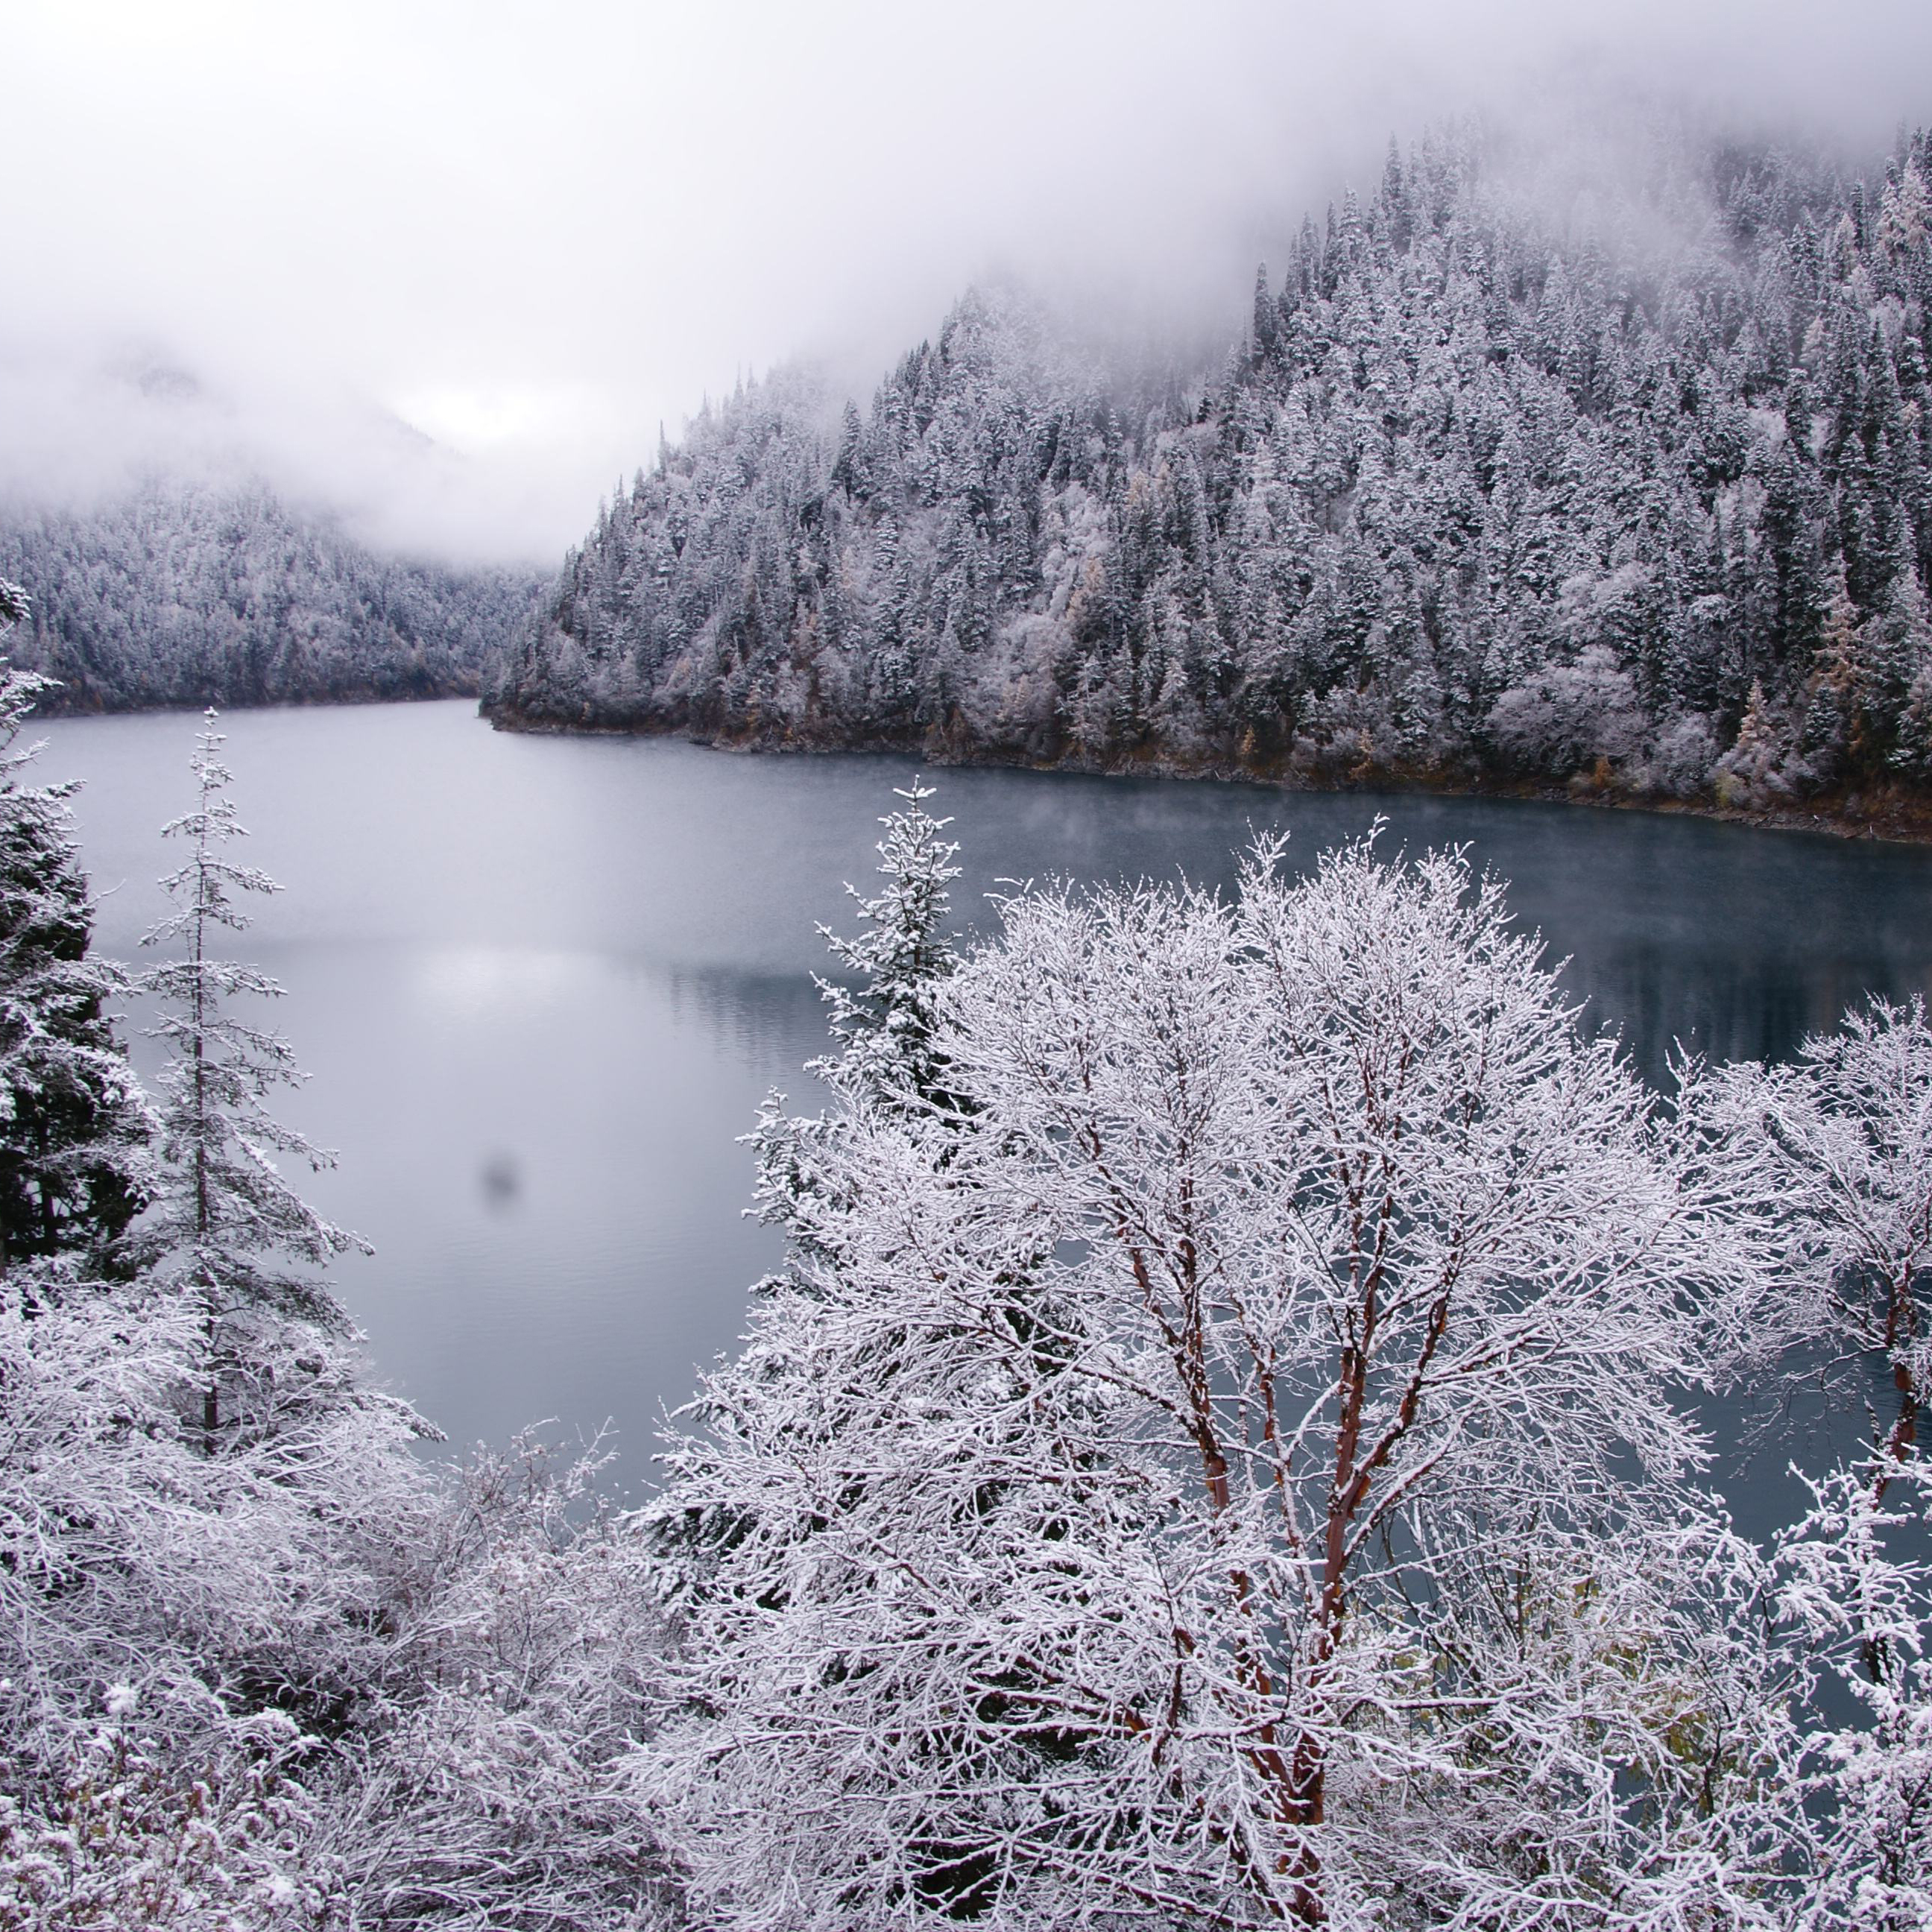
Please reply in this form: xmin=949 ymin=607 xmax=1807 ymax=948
xmin=490 ymin=124 xmax=1932 ymax=818
xmin=0 ymin=478 xmax=543 ymax=712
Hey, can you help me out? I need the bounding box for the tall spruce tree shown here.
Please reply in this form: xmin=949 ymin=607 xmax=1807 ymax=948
xmin=812 ymin=779 xmax=964 ymax=1114
xmin=0 ymin=587 xmax=150 ymax=1272
xmin=134 ymin=713 xmax=367 ymax=1448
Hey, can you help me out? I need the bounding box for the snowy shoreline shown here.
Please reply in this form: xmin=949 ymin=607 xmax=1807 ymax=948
xmin=483 ymin=700 xmax=1932 ymax=847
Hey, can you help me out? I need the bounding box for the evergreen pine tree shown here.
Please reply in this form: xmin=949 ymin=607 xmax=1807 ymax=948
xmin=133 ymin=713 xmax=368 ymax=1448
xmin=812 ymin=780 xmax=963 ymax=1115
xmin=0 ymin=602 xmax=151 ymax=1272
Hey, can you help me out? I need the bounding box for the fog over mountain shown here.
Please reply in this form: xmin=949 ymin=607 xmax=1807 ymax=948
xmin=486 ymin=119 xmax=1932 ymax=835
xmin=8 ymin=0 xmax=1932 ymax=564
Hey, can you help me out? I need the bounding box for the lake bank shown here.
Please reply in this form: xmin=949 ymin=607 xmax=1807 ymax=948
xmin=483 ymin=704 xmax=1932 ymax=849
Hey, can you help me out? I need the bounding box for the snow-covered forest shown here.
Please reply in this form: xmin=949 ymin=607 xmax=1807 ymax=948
xmin=490 ymin=122 xmax=1932 ymax=824
xmin=0 ymin=479 xmax=541 ymax=713
xmin=5 ymin=542 xmax=1931 ymax=1924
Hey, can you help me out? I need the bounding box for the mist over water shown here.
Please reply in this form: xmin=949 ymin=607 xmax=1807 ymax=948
xmin=35 ymin=699 xmax=1932 ymax=1488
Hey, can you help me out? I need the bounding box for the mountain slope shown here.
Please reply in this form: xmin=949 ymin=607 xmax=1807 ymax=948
xmin=1 ymin=477 xmax=544 ymax=713
xmin=488 ymin=124 xmax=1932 ymax=820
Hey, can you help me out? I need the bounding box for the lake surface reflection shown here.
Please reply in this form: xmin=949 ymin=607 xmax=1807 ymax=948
xmin=37 ymin=699 xmax=1932 ymax=1495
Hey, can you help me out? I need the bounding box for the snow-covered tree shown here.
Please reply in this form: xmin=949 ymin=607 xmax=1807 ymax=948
xmin=1486 ymin=644 xmax=1649 ymax=780
xmin=313 ymin=1430 xmax=678 ymax=1931
xmin=813 ymin=778 xmax=964 ymax=1111
xmin=1775 ymin=1459 xmax=1932 ymax=1931
xmin=1681 ymin=997 xmax=1932 ymax=1928
xmin=645 ymin=833 xmax=1796 ymax=1929
xmin=134 ymin=713 xmax=371 ymax=1449
xmin=0 ymin=666 xmax=151 ymax=1272
xmin=1692 ymin=997 xmax=1932 ymax=1480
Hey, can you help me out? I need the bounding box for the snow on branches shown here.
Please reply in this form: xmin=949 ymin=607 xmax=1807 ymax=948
xmin=813 ymin=779 xmax=964 ymax=1114
xmin=1688 ymin=997 xmax=1932 ymax=1482
xmin=133 ymin=713 xmax=378 ymax=1452
xmin=7 ymin=727 xmax=1932 ymax=1931
xmin=646 ymin=831 xmax=1802 ymax=1930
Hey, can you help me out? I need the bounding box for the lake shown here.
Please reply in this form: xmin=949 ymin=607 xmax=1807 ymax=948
xmin=34 ymin=698 xmax=1932 ymax=1502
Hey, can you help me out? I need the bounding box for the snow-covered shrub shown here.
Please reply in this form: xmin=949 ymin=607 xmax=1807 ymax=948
xmin=1712 ymin=681 xmax=1813 ymax=808
xmin=1775 ymin=1462 xmax=1932 ymax=1931
xmin=1486 ymin=645 xmax=1649 ymax=780
xmin=310 ymin=1433 xmax=674 ymax=1932
xmin=0 ymin=1706 xmax=329 ymax=1931
xmin=1635 ymin=711 xmax=1720 ymax=797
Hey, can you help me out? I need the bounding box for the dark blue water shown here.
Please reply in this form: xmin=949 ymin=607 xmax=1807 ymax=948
xmin=35 ymin=700 xmax=1932 ymax=1498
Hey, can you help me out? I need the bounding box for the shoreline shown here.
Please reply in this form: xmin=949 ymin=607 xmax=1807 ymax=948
xmin=480 ymin=705 xmax=1932 ymax=850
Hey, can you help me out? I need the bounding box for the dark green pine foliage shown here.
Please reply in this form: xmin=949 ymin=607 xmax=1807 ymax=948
xmin=492 ymin=123 xmax=1932 ymax=812
xmin=0 ymin=585 xmax=152 ymax=1269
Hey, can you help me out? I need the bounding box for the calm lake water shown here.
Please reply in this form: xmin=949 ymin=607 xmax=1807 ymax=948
xmin=35 ymin=698 xmax=1932 ymax=1500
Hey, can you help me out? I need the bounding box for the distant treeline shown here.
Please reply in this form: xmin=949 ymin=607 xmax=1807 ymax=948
xmin=488 ymin=122 xmax=1932 ymax=821
xmin=1 ymin=477 xmax=544 ymax=713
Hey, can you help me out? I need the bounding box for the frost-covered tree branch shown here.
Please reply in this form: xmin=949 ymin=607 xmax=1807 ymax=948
xmin=647 ymin=832 xmax=1802 ymax=1929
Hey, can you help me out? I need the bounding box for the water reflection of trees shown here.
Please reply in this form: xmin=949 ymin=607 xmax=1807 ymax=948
xmin=1566 ymin=944 xmax=1932 ymax=1086
xmin=660 ymin=966 xmax=827 ymax=1074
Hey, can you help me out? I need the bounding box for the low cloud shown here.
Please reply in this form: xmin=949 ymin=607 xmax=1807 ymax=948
xmin=7 ymin=0 xmax=1929 ymax=565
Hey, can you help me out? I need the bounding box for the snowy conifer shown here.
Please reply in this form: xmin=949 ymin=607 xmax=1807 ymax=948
xmin=813 ymin=778 xmax=963 ymax=1112
xmin=491 ymin=125 xmax=1932 ymax=824
xmin=0 ymin=626 xmax=151 ymax=1269
xmin=133 ymin=713 xmax=370 ymax=1448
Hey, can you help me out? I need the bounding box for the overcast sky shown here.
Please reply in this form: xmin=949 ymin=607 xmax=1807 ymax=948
xmin=7 ymin=0 xmax=1932 ymax=566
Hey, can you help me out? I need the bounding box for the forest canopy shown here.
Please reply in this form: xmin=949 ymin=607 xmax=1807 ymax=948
xmin=490 ymin=122 xmax=1932 ymax=827
xmin=0 ymin=478 xmax=542 ymax=713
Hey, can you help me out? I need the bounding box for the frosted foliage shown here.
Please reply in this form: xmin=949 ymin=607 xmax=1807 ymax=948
xmin=1687 ymin=997 xmax=1932 ymax=1467
xmin=496 ymin=127 xmax=1932 ymax=815
xmin=1776 ymin=1463 xmax=1932 ymax=1931
xmin=0 ymin=1260 xmax=432 ymax=1922
xmin=0 ymin=482 xmax=542 ymax=714
xmin=0 ymin=663 xmax=151 ymax=1266
xmin=814 ymin=780 xmax=962 ymax=1111
xmin=304 ymin=1434 xmax=676 ymax=1931
xmin=134 ymin=714 xmax=375 ymax=1446
xmin=0 ymin=1308 xmax=668 ymax=1926
xmin=1485 ymin=645 xmax=1647 ymax=775
xmin=1642 ymin=712 xmax=1721 ymax=797
xmin=646 ymin=839 xmax=1798 ymax=1929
